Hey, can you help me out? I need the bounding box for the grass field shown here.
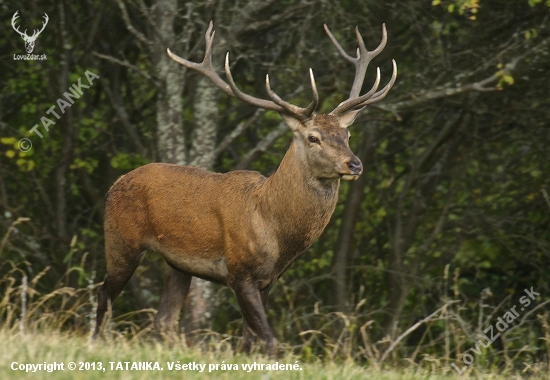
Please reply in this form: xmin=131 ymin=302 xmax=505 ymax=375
xmin=0 ymin=253 xmax=548 ymax=379
xmin=1 ymin=329 xmax=547 ymax=380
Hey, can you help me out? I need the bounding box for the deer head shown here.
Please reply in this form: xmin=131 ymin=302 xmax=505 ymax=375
xmin=167 ymin=21 xmax=396 ymax=182
xmin=12 ymin=11 xmax=49 ymax=54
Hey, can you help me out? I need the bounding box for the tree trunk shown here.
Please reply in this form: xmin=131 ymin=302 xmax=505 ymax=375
xmin=151 ymin=0 xmax=185 ymax=164
xmin=183 ymin=76 xmax=220 ymax=334
xmin=189 ymin=77 xmax=219 ymax=167
xmin=54 ymin=2 xmax=73 ymax=247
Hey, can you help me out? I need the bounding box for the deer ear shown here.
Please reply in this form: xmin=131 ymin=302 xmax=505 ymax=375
xmin=280 ymin=113 xmax=305 ymax=132
xmin=339 ymin=108 xmax=365 ymax=128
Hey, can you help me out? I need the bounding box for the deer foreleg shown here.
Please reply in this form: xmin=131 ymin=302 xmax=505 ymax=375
xmin=240 ymin=285 xmax=271 ymax=353
xmin=233 ymin=282 xmax=275 ymax=355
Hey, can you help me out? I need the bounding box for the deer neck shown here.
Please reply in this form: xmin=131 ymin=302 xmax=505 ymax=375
xmin=256 ymin=140 xmax=340 ymax=252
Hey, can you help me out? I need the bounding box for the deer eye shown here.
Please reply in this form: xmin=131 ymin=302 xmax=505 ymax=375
xmin=308 ymin=135 xmax=320 ymax=144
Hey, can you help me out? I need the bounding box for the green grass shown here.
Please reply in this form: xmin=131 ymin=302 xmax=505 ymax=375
xmin=0 ymin=329 xmax=464 ymax=380
xmin=3 ymin=329 xmax=549 ymax=380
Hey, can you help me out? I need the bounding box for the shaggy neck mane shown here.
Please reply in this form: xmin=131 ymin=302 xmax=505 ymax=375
xmin=255 ymin=140 xmax=340 ymax=253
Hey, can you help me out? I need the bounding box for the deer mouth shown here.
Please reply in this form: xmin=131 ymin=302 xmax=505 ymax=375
xmin=340 ymin=174 xmax=360 ymax=181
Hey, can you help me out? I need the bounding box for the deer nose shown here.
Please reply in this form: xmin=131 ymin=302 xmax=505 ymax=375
xmin=347 ymin=158 xmax=363 ymax=174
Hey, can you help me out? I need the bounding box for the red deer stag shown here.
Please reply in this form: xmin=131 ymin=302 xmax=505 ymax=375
xmin=94 ymin=21 xmax=396 ymax=355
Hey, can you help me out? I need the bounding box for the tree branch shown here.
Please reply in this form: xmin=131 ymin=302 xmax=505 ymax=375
xmin=235 ymin=121 xmax=288 ymax=170
xmin=93 ymin=52 xmax=159 ymax=87
xmin=114 ymin=0 xmax=150 ymax=47
xmin=189 ymin=110 xmax=264 ymax=167
xmin=375 ymin=38 xmax=550 ymax=115
xmin=99 ymin=77 xmax=147 ymax=156
xmin=378 ymin=300 xmax=460 ymax=363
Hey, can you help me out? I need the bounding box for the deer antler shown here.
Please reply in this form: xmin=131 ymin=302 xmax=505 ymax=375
xmin=167 ymin=21 xmax=319 ymax=121
xmin=325 ymin=24 xmax=397 ymax=116
xmin=30 ymin=13 xmax=49 ymax=39
xmin=11 ymin=11 xmax=49 ymax=40
xmin=11 ymin=11 xmax=27 ymax=38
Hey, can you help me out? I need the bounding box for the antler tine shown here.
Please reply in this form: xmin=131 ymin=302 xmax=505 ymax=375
xmin=265 ymin=74 xmax=302 ymax=116
xmin=349 ymin=26 xmax=369 ymax=98
xmin=264 ymin=68 xmax=319 ymax=120
xmin=332 ymin=67 xmax=381 ymax=114
xmin=11 ymin=11 xmax=27 ymax=37
xmin=203 ymin=21 xmax=215 ymax=67
xmin=30 ymin=14 xmax=48 ymax=38
xmin=36 ymin=13 xmax=48 ymax=35
xmin=354 ymin=59 xmax=397 ymax=108
xmin=370 ymin=24 xmax=388 ymax=58
xmin=327 ymin=24 xmax=393 ymax=116
xmin=302 ymin=69 xmax=319 ymax=117
xmin=323 ymin=24 xmax=356 ymax=63
xmin=224 ymin=53 xmax=284 ymax=113
xmin=167 ymin=22 xmax=235 ymax=98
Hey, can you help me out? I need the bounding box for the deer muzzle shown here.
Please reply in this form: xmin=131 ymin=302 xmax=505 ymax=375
xmin=340 ymin=157 xmax=363 ymax=181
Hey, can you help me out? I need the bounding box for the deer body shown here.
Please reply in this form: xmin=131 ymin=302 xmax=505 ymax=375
xmin=95 ymin=21 xmax=396 ymax=355
xmin=105 ymin=140 xmax=338 ymax=289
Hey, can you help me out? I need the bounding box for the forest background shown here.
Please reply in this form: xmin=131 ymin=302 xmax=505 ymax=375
xmin=0 ymin=0 xmax=549 ymax=376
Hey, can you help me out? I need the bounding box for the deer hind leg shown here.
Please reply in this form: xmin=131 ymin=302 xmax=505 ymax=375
xmin=154 ymin=259 xmax=191 ymax=341
xmin=94 ymin=240 xmax=145 ymax=339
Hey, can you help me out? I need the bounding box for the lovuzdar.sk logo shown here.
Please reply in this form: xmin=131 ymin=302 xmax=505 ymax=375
xmin=11 ymin=10 xmax=48 ymax=60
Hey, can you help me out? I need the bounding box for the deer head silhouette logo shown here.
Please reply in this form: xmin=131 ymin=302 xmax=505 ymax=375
xmin=12 ymin=11 xmax=49 ymax=54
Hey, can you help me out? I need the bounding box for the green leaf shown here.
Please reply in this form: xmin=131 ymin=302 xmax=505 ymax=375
xmin=16 ymin=158 xmax=34 ymax=171
xmin=376 ymin=207 xmax=387 ymax=218
xmin=70 ymin=157 xmax=98 ymax=174
xmin=110 ymin=152 xmax=149 ymax=171
xmin=530 ymin=169 xmax=542 ymax=178
xmin=376 ymin=139 xmax=388 ymax=154
xmin=1 ymin=137 xmax=16 ymax=145
xmin=524 ymin=28 xmax=538 ymax=40
xmin=22 ymin=160 xmax=35 ymax=171
xmin=502 ymin=74 xmax=514 ymax=85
